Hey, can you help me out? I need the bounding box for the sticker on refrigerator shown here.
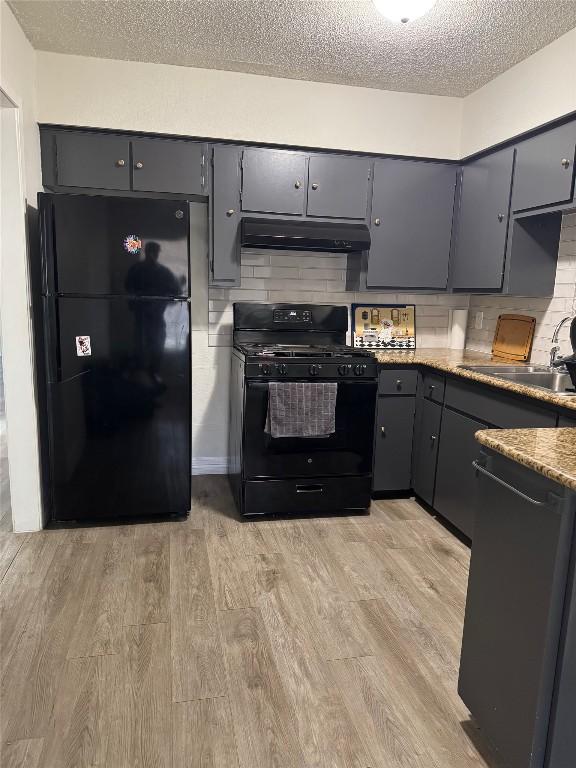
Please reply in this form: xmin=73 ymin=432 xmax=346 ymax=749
xmin=123 ymin=235 xmax=141 ymax=255
xmin=75 ymin=336 xmax=92 ymax=357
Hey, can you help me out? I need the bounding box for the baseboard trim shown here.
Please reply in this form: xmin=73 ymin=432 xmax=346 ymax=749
xmin=191 ymin=457 xmax=229 ymax=475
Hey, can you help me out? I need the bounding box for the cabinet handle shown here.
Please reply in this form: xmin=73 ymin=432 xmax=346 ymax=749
xmin=374 ymin=217 xmax=381 ymax=226
xmin=294 ymin=180 xmax=302 ymax=189
xmin=497 ymin=213 xmax=504 ymax=222
xmin=396 ymin=379 xmax=402 ymax=389
xmin=381 ymin=426 xmax=386 ymax=436
xmin=430 ymin=434 xmax=437 ymax=443
xmin=226 ymin=209 xmax=235 ymax=216
xmin=311 ymin=182 xmax=319 ymax=190
xmin=135 ymin=161 xmax=143 ymax=169
xmin=472 ymin=460 xmax=550 ymax=506
xmin=561 ymin=158 xmax=571 ymax=169
xmin=115 ymin=159 xmax=125 ymax=167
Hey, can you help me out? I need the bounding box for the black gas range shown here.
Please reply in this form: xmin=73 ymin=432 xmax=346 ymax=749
xmin=228 ymin=303 xmax=377 ymax=517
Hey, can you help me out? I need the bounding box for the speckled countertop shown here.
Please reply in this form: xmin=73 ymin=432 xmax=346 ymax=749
xmin=476 ymin=428 xmax=576 ymax=491
xmin=375 ymin=348 xmax=576 ymax=412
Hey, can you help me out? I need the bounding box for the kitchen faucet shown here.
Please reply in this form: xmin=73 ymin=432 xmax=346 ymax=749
xmin=549 ymin=315 xmax=575 ymax=368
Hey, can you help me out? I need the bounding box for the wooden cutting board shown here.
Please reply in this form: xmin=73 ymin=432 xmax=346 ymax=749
xmin=492 ymin=314 xmax=536 ymax=361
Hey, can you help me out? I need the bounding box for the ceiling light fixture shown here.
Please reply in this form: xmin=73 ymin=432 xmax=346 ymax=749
xmin=373 ymin=0 xmax=437 ymax=24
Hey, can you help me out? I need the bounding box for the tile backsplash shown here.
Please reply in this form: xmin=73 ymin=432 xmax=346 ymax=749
xmin=466 ymin=212 xmax=576 ymax=365
xmin=208 ymin=249 xmax=470 ymax=347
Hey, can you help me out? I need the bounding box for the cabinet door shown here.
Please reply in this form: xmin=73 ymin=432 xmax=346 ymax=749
xmin=452 ymin=148 xmax=515 ymax=291
xmin=512 ymin=122 xmax=576 ymax=212
xmin=411 ymin=398 xmax=442 ymax=505
xmin=55 ymin=132 xmax=130 ymax=190
xmin=210 ymin=145 xmax=241 ymax=285
xmin=307 ymin=155 xmax=371 ymax=219
xmin=558 ymin=413 xmax=576 ymax=427
xmin=434 ymin=408 xmax=484 ymax=538
xmin=373 ymin=397 xmax=415 ymax=492
xmin=459 ymin=454 xmax=571 ymax=768
xmin=131 ymin=138 xmax=205 ymax=194
xmin=367 ymin=159 xmax=456 ymax=289
xmin=241 ymin=148 xmax=307 ymax=215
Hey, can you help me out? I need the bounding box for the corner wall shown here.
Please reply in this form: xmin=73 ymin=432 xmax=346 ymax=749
xmin=0 ymin=0 xmax=43 ymax=531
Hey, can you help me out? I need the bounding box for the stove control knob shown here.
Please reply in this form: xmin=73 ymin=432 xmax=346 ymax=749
xmin=338 ymin=364 xmax=351 ymax=376
xmin=259 ymin=363 xmax=272 ymax=375
xmin=309 ymin=364 xmax=321 ymax=376
xmin=276 ymin=363 xmax=288 ymax=376
xmin=354 ymin=364 xmax=367 ymax=376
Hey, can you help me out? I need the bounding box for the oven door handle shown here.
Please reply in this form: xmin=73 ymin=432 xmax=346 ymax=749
xmin=296 ymin=484 xmax=324 ymax=494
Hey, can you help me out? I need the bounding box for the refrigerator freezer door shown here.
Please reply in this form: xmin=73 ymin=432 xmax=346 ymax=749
xmin=47 ymin=194 xmax=190 ymax=297
xmin=49 ymin=297 xmax=190 ymax=520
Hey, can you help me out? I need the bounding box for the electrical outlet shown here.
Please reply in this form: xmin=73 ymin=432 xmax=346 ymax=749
xmin=474 ymin=311 xmax=484 ymax=330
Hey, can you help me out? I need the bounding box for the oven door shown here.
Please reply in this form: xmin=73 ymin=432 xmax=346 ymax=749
xmin=243 ymin=379 xmax=377 ymax=479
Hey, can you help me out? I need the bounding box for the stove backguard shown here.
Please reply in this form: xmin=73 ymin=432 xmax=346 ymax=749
xmin=233 ymin=302 xmax=348 ymax=347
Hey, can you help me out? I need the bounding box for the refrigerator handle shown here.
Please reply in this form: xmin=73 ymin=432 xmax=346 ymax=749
xmin=38 ymin=194 xmax=57 ymax=295
xmin=43 ymin=297 xmax=62 ymax=384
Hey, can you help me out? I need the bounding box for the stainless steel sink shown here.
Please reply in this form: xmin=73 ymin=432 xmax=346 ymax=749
xmin=460 ymin=365 xmax=551 ymax=374
xmin=458 ymin=365 xmax=576 ymax=396
xmin=490 ymin=371 xmax=576 ymax=394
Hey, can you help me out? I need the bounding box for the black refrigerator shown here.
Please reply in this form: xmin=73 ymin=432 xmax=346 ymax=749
xmin=37 ymin=193 xmax=191 ymax=522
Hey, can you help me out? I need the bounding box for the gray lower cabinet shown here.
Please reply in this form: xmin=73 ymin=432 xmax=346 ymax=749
xmin=54 ymin=132 xmax=131 ymax=191
xmin=367 ymin=158 xmax=457 ymax=289
xmin=131 ymin=138 xmax=205 ymax=195
xmin=459 ymin=452 xmax=574 ymax=768
xmin=373 ymin=396 xmax=415 ymax=492
xmin=451 ymin=148 xmax=515 ymax=291
xmin=241 ymin=148 xmax=307 ymax=215
xmin=306 ymin=155 xmax=371 ymax=219
xmin=512 ymin=121 xmax=576 ymax=212
xmin=434 ymin=408 xmax=484 ymax=538
xmin=210 ymin=145 xmax=241 ymax=285
xmin=411 ymin=397 xmax=442 ymax=505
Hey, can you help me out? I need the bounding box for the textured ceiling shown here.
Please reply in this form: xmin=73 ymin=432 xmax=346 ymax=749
xmin=9 ymin=0 xmax=576 ymax=97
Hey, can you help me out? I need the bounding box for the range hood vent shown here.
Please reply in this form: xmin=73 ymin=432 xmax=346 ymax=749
xmin=241 ymin=217 xmax=371 ymax=253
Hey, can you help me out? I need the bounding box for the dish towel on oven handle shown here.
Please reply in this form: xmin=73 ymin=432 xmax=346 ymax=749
xmin=265 ymin=382 xmax=338 ymax=438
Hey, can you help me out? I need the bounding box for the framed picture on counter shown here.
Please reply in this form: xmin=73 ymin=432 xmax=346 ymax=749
xmin=351 ymin=304 xmax=416 ymax=349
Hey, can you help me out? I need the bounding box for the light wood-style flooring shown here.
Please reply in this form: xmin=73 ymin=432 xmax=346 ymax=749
xmin=0 ymin=476 xmax=499 ymax=767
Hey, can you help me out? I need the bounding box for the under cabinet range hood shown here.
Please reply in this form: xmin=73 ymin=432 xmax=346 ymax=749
xmin=241 ymin=217 xmax=371 ymax=253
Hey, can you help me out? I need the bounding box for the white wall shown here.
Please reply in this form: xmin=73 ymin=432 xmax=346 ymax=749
xmin=466 ymin=214 xmax=576 ymax=365
xmin=461 ymin=27 xmax=576 ymax=157
xmin=35 ymin=51 xmax=463 ymax=159
xmin=0 ymin=1 xmax=43 ymax=531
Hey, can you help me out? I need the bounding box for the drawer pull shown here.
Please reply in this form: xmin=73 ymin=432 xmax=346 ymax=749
xmin=396 ymin=379 xmax=402 ymax=388
xmin=296 ymin=484 xmax=324 ymax=494
xmin=381 ymin=426 xmax=386 ymax=436
xmin=472 ymin=461 xmax=550 ymax=506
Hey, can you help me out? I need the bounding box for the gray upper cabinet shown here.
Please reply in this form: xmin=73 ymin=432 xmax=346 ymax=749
xmin=367 ymin=159 xmax=457 ymax=289
xmin=55 ymin=132 xmax=131 ymax=191
xmin=210 ymin=145 xmax=241 ymax=285
xmin=241 ymin=148 xmax=307 ymax=215
xmin=131 ymin=138 xmax=205 ymax=195
xmin=306 ymin=155 xmax=371 ymax=219
xmin=512 ymin=122 xmax=576 ymax=212
xmin=451 ymin=148 xmax=515 ymax=291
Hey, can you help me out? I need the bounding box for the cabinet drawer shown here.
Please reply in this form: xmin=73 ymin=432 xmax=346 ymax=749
xmin=445 ymin=379 xmax=556 ymax=428
xmin=244 ymin=476 xmax=372 ymax=516
xmin=378 ymin=369 xmax=418 ymax=395
xmin=558 ymin=413 xmax=576 ymax=427
xmin=422 ymin=371 xmax=445 ymax=404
